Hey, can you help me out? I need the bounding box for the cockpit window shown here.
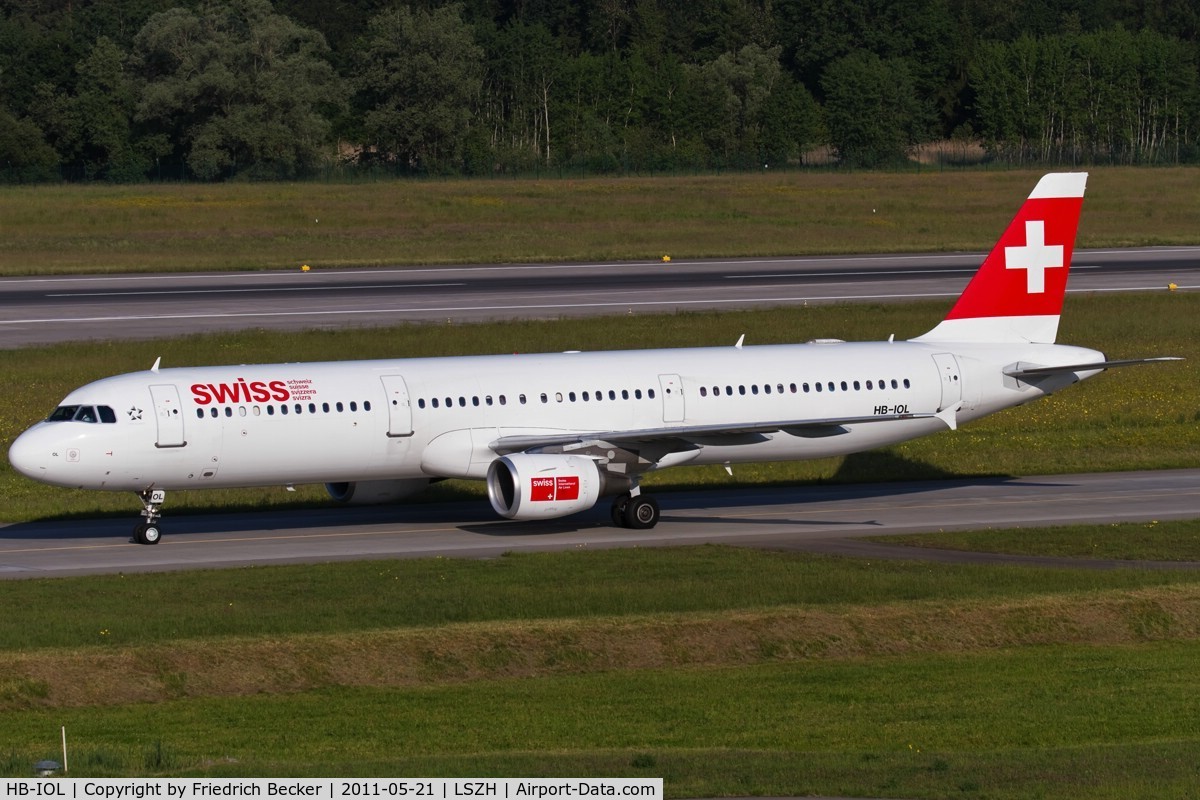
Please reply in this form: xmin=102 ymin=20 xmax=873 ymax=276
xmin=46 ymin=405 xmax=118 ymax=423
xmin=47 ymin=405 xmax=80 ymax=422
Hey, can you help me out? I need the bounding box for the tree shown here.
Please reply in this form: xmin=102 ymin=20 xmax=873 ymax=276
xmin=689 ymin=44 xmax=785 ymax=167
xmin=821 ymin=51 xmax=927 ymax=167
xmin=970 ymin=29 xmax=1200 ymax=165
xmin=476 ymin=20 xmax=561 ymax=171
xmin=132 ymin=0 xmax=344 ymax=180
xmin=758 ymin=73 xmax=823 ymax=166
xmin=355 ymin=4 xmax=484 ymax=173
xmin=67 ymin=37 xmax=149 ymax=181
xmin=0 ymin=6 xmax=87 ymax=118
xmin=0 ymin=106 xmax=59 ymax=182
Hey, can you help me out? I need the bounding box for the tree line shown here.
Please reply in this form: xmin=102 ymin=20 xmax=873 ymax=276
xmin=1 ymin=0 xmax=1198 ymax=182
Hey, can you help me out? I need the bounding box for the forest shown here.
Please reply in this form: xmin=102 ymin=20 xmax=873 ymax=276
xmin=1 ymin=0 xmax=1198 ymax=181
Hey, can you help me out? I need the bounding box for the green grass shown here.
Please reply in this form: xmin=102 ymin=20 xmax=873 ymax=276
xmin=1 ymin=167 xmax=1198 ymax=275
xmin=2 ymin=543 xmax=1199 ymax=653
xmin=2 ymin=292 xmax=1196 ymax=523
xmin=12 ymin=648 xmax=1200 ymax=793
xmin=3 ymin=544 xmax=1200 ymax=795
xmin=5 ymin=647 xmax=1200 ymax=796
xmin=876 ymin=519 xmax=1200 ymax=560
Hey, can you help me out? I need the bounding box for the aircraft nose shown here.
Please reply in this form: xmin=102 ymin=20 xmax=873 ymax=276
xmin=8 ymin=426 xmax=49 ymax=481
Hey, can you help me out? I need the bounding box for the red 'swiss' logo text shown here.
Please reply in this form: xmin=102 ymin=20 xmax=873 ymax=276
xmin=191 ymin=378 xmax=290 ymax=405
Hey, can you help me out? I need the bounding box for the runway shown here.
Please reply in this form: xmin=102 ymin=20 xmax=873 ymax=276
xmin=2 ymin=469 xmax=1198 ymax=579
xmin=1 ymin=246 xmax=1196 ymax=347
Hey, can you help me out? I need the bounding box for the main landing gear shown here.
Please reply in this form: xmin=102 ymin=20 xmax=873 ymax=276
xmin=132 ymin=489 xmax=165 ymax=545
xmin=609 ymin=490 xmax=661 ymax=529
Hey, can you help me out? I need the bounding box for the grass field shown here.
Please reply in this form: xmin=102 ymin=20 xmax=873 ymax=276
xmin=877 ymin=519 xmax=1200 ymax=560
xmin=1 ymin=167 xmax=1198 ymax=275
xmin=3 ymin=541 xmax=1200 ymax=796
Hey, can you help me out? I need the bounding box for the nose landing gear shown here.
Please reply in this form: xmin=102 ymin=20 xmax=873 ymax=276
xmin=132 ymin=489 xmax=165 ymax=545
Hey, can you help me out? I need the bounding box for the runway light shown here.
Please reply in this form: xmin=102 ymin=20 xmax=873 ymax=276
xmin=661 ymin=255 xmax=671 ymax=262
xmin=1168 ymin=282 xmax=1177 ymax=291
xmin=301 ymin=264 xmax=311 ymax=272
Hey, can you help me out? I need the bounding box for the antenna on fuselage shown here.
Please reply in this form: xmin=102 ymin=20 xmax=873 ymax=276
xmin=734 ymin=335 xmax=745 ymax=349
xmin=150 ymin=357 xmax=161 ymax=373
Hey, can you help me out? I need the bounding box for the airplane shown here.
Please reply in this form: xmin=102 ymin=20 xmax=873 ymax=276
xmin=7 ymin=172 xmax=1180 ymax=544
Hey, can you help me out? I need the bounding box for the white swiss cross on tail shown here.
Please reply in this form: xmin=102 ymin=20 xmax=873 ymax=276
xmin=1005 ymin=220 xmax=1063 ymax=294
xmin=914 ymin=172 xmax=1087 ymax=345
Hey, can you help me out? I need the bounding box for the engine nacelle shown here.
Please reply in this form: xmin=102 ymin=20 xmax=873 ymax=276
xmin=487 ymin=453 xmax=609 ymax=520
xmin=325 ymin=479 xmax=431 ymax=505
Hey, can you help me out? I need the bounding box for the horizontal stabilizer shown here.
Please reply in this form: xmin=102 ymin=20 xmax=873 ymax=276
xmin=1005 ymin=357 xmax=1183 ymax=379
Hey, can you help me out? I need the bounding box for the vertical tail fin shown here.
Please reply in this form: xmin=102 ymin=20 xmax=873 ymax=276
xmin=913 ymin=172 xmax=1087 ymax=344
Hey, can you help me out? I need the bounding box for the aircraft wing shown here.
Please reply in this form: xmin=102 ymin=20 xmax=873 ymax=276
xmin=489 ymin=407 xmax=958 ymax=457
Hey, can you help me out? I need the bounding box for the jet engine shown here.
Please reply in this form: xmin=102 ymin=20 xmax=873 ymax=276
xmin=325 ymin=479 xmax=431 ymax=505
xmin=487 ymin=453 xmax=613 ymax=520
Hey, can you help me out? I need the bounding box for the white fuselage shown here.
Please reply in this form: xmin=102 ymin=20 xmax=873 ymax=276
xmin=8 ymin=338 xmax=1103 ymax=493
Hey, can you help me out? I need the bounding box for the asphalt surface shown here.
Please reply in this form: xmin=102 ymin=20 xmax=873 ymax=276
xmin=2 ymin=469 xmax=1198 ymax=579
xmin=1 ymin=246 xmax=1197 ymax=347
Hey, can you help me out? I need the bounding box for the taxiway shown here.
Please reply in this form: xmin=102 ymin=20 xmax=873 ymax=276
xmin=2 ymin=469 xmax=1198 ymax=578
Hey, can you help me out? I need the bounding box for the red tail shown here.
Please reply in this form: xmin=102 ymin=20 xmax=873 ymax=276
xmin=914 ymin=172 xmax=1087 ymax=344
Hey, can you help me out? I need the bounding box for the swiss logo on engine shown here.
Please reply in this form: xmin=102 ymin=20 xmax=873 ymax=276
xmin=530 ymin=475 xmax=581 ymax=502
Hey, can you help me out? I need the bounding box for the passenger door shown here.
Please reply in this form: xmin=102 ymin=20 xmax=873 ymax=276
xmin=381 ymin=375 xmax=414 ymax=437
xmin=149 ymin=384 xmax=186 ymax=448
